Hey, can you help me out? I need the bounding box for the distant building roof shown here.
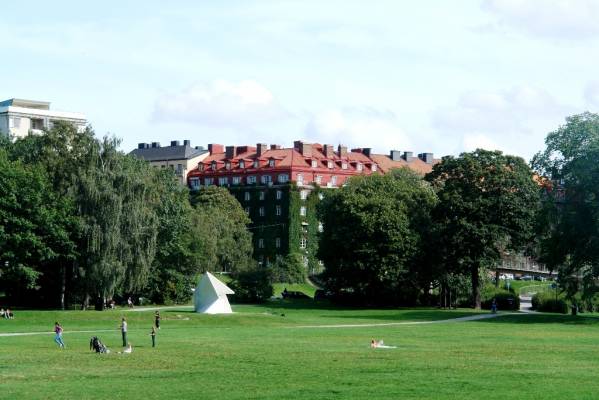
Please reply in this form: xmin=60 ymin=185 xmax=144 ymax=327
xmin=130 ymin=140 xmax=208 ymax=162
xmin=0 ymin=98 xmax=51 ymax=110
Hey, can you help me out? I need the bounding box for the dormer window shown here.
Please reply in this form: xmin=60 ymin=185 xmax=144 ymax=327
xmin=342 ymin=162 xmax=348 ymax=170
xmin=357 ymin=163 xmax=363 ymax=171
xmin=211 ymin=161 xmax=217 ymax=171
xmin=327 ymin=161 xmax=333 ymax=169
xmin=254 ymin=159 xmax=260 ymax=168
xmin=372 ymin=164 xmax=377 ymax=172
xmin=199 ymin=163 xmax=205 ymax=171
xmin=269 ymin=158 xmax=275 ymax=167
xmin=311 ymin=160 xmax=318 ymax=168
xmin=225 ymin=161 xmax=231 ymax=170
xmin=239 ymin=160 xmax=245 ymax=169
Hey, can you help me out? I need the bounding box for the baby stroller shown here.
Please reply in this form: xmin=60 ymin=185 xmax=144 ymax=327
xmin=90 ymin=336 xmax=110 ymax=353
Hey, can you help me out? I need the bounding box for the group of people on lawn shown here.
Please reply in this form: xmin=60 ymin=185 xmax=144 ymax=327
xmin=1 ymin=308 xmax=14 ymax=319
xmin=54 ymin=310 xmax=161 ymax=352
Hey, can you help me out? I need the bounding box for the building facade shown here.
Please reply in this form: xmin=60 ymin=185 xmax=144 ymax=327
xmin=0 ymin=98 xmax=86 ymax=140
xmin=130 ymin=140 xmax=209 ymax=185
xmin=187 ymin=140 xmax=437 ymax=273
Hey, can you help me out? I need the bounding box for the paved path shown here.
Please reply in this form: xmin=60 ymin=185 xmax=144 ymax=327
xmin=289 ymin=312 xmax=521 ymax=329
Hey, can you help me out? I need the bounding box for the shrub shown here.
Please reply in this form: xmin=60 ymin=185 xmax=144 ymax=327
xmin=228 ymin=269 xmax=274 ymax=303
xmin=269 ymin=253 xmax=307 ymax=284
xmin=531 ymin=292 xmax=568 ymax=313
xmin=481 ymin=289 xmax=520 ymax=311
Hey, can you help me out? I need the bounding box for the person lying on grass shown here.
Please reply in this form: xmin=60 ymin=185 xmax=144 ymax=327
xmin=370 ymin=339 xmax=397 ymax=349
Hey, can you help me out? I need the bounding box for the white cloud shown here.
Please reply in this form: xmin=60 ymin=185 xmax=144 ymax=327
xmin=152 ymin=80 xmax=287 ymax=128
xmin=481 ymin=0 xmax=599 ymax=40
xmin=303 ymin=107 xmax=413 ymax=153
xmin=584 ymin=81 xmax=599 ymax=107
xmin=432 ymin=85 xmax=573 ymax=159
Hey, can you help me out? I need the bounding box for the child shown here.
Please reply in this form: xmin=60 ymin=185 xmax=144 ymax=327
xmin=54 ymin=322 xmax=65 ymax=349
xmin=155 ymin=311 xmax=161 ymax=330
xmin=150 ymin=326 xmax=156 ymax=348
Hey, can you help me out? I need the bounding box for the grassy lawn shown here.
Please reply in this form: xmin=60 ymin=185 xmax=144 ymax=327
xmin=2 ymin=302 xmax=599 ymax=399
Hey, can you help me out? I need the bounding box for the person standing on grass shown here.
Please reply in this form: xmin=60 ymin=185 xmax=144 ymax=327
xmin=121 ymin=317 xmax=128 ymax=347
xmin=155 ymin=311 xmax=161 ymax=330
xmin=54 ymin=322 xmax=65 ymax=349
xmin=150 ymin=326 xmax=156 ymax=348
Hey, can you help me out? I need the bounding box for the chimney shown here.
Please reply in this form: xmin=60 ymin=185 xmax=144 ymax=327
xmin=226 ymin=146 xmax=236 ymax=159
xmin=338 ymin=144 xmax=348 ymax=157
xmin=362 ymin=148 xmax=372 ymax=157
xmin=183 ymin=140 xmax=191 ymax=146
xmin=418 ymin=153 xmax=434 ymax=164
xmin=390 ymin=150 xmax=401 ymax=161
xmin=170 ymin=140 xmax=180 ymax=147
xmin=270 ymin=144 xmax=281 ymax=150
xmin=324 ymin=144 xmax=334 ymax=158
xmin=151 ymin=142 xmax=161 ymax=148
xmin=256 ymin=143 xmax=268 ymax=157
xmin=208 ymin=144 xmax=224 ymax=155
xmin=236 ymin=145 xmax=248 ymax=155
xmin=138 ymin=143 xmax=147 ymax=149
xmin=301 ymin=143 xmax=312 ymax=157
xmin=403 ymin=151 xmax=413 ymax=161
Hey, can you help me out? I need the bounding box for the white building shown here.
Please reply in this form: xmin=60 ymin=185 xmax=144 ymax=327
xmin=0 ymin=98 xmax=87 ymax=140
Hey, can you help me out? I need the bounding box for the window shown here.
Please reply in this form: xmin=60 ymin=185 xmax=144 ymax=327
xmin=218 ymin=177 xmax=228 ymax=185
xmin=297 ymin=173 xmax=304 ymax=184
xmin=276 ymin=190 xmax=282 ymax=200
xmin=8 ymin=117 xmax=20 ymax=128
xmin=259 ymin=191 xmax=265 ymax=201
xmin=258 ymin=238 xmax=264 ymax=249
xmin=31 ymin=118 xmax=44 ymax=130
xmin=225 ymin=161 xmax=231 ymax=170
xmin=327 ymin=161 xmax=333 ymax=169
xmin=300 ymin=190 xmax=308 ymax=200
xmin=239 ymin=160 xmax=245 ymax=169
xmin=300 ymin=238 xmax=307 ymax=249
xmin=269 ymin=158 xmax=275 ymax=167
xmin=199 ymin=163 xmax=205 ymax=171
xmin=275 ymin=237 xmax=281 ymax=248
xmin=247 ymin=175 xmax=257 ymax=184
xmin=300 ymin=206 xmax=307 ymax=216
xmin=244 ymin=192 xmax=251 ymax=201
xmin=176 ymin=164 xmax=183 ymax=176
xmin=315 ymin=175 xmax=322 ymax=184
xmin=211 ymin=161 xmax=217 ymax=171
xmin=342 ymin=162 xmax=348 ymax=170
xmin=254 ymin=159 xmax=260 ymax=168
xmin=276 ymin=205 xmax=282 ymax=216
xmin=261 ymin=175 xmax=272 ymax=184
xmin=259 ymin=207 xmax=265 ymax=217
xmin=190 ymin=178 xmax=200 ymax=190
xmin=278 ymin=174 xmax=289 ymax=183
xmin=372 ymin=164 xmax=377 ymax=172
xmin=357 ymin=163 xmax=363 ymax=171
xmin=245 ymin=206 xmax=250 ymax=215
xmin=311 ymin=160 xmax=318 ymax=168
xmin=204 ymin=178 xmax=213 ymax=186
xmin=331 ymin=176 xmax=337 ymax=186
xmin=232 ymin=176 xmax=241 ymax=185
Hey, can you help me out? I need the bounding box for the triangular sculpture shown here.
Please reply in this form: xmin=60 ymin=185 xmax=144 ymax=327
xmin=194 ymin=272 xmax=235 ymax=314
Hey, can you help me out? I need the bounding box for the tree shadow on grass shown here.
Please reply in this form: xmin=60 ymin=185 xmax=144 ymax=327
xmin=319 ymin=310 xmax=481 ymax=322
xmin=473 ymin=313 xmax=599 ymax=325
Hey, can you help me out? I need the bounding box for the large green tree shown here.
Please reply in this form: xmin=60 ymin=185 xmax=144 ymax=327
xmin=317 ymin=168 xmax=437 ymax=304
xmin=532 ymin=112 xmax=599 ymax=299
xmin=426 ymin=149 xmax=539 ymax=309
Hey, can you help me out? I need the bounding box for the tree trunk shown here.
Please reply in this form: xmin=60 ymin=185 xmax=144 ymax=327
xmin=495 ymin=269 xmax=499 ymax=288
xmin=471 ymin=265 xmax=481 ymax=309
xmin=60 ymin=265 xmax=66 ymax=310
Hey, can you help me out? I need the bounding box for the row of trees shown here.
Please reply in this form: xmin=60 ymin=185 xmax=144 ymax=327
xmin=318 ymin=112 xmax=599 ymax=308
xmin=0 ymin=122 xmax=254 ymax=308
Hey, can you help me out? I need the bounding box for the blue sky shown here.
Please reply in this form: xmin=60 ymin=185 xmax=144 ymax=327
xmin=2 ymin=0 xmax=599 ymax=161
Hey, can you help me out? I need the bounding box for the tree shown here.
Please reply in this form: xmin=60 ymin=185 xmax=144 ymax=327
xmin=532 ymin=112 xmax=599 ymax=299
xmin=317 ymin=168 xmax=437 ymax=304
xmin=427 ymin=149 xmax=539 ymax=309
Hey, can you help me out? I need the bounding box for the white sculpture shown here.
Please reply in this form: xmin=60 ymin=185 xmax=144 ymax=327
xmin=194 ymin=272 xmax=235 ymax=314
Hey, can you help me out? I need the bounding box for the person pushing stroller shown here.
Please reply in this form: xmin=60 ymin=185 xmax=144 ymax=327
xmin=90 ymin=336 xmax=110 ymax=353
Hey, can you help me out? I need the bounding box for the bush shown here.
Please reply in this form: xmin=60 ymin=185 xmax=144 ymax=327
xmin=532 ymin=292 xmax=568 ymax=313
xmin=481 ymin=289 xmax=520 ymax=311
xmin=269 ymin=253 xmax=307 ymax=284
xmin=228 ymin=269 xmax=273 ymax=303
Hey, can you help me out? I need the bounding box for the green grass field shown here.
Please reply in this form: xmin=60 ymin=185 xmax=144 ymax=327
xmin=2 ymin=302 xmax=599 ymax=399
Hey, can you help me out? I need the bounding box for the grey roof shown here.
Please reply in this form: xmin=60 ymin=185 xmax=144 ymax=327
xmin=130 ymin=145 xmax=208 ymax=162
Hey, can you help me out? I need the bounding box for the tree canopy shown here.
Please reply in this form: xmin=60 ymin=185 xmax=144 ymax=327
xmin=426 ymin=149 xmax=539 ymax=309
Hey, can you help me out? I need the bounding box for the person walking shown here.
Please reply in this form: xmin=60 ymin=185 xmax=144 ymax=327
xmin=150 ymin=326 xmax=156 ymax=348
xmin=120 ymin=317 xmax=128 ymax=347
xmin=154 ymin=311 xmax=161 ymax=330
xmin=54 ymin=322 xmax=65 ymax=349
